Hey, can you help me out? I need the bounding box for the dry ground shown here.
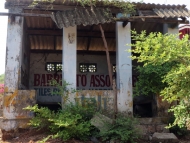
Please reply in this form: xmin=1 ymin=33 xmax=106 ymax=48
xmin=1 ymin=128 xmax=190 ymax=143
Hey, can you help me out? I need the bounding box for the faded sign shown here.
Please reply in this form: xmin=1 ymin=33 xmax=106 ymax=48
xmin=30 ymin=53 xmax=116 ymax=103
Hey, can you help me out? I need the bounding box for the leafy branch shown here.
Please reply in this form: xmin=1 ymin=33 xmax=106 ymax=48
xmin=31 ymin=0 xmax=135 ymax=15
xmin=129 ymin=30 xmax=190 ymax=128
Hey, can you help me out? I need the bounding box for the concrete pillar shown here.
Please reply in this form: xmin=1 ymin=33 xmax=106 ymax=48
xmin=2 ymin=9 xmax=36 ymax=133
xmin=62 ymin=26 xmax=77 ymax=103
xmin=163 ymin=23 xmax=179 ymax=35
xmin=116 ymin=22 xmax=133 ymax=113
xmin=4 ymin=8 xmax=24 ymax=93
xmin=168 ymin=25 xmax=179 ymax=35
xmin=163 ymin=23 xmax=168 ymax=34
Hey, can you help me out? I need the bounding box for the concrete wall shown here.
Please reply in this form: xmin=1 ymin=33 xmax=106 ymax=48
xmin=29 ymin=53 xmax=116 ymax=103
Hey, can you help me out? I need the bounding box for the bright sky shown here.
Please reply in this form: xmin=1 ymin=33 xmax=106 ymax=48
xmin=0 ymin=0 xmax=190 ymax=75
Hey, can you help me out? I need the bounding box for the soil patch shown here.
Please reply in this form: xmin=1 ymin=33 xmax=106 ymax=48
xmin=1 ymin=128 xmax=190 ymax=143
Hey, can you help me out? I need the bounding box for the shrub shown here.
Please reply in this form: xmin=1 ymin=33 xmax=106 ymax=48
xmin=129 ymin=31 xmax=190 ymax=128
xmin=168 ymin=116 xmax=188 ymax=138
xmin=99 ymin=113 xmax=140 ymax=143
xmin=25 ymin=103 xmax=97 ymax=141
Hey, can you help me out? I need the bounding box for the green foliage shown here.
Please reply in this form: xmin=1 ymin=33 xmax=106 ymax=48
xmin=133 ymin=62 xmax=176 ymax=96
xmin=24 ymin=103 xmax=97 ymax=141
xmin=168 ymin=116 xmax=188 ymax=137
xmin=24 ymin=79 xmax=98 ymax=141
xmin=31 ymin=0 xmax=135 ymax=16
xmin=72 ymin=0 xmax=135 ymax=15
xmin=0 ymin=74 xmax=4 ymax=84
xmin=129 ymin=30 xmax=190 ymax=128
xmin=49 ymin=79 xmax=75 ymax=105
xmin=99 ymin=114 xmax=140 ymax=143
xmin=24 ymin=104 xmax=54 ymax=128
xmin=25 ymin=79 xmax=139 ymax=142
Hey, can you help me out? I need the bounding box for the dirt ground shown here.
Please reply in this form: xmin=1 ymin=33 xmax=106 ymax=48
xmin=1 ymin=128 xmax=190 ymax=143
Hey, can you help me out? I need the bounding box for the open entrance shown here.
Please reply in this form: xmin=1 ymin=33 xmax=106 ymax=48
xmin=77 ymin=24 xmax=116 ymax=91
xmin=25 ymin=9 xmax=116 ymax=111
xmin=25 ymin=9 xmax=165 ymax=115
xmin=131 ymin=22 xmax=164 ymax=117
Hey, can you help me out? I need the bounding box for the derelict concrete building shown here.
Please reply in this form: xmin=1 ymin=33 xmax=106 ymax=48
xmin=1 ymin=0 xmax=190 ymax=136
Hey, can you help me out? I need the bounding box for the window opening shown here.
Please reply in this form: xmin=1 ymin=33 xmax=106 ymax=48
xmin=79 ymin=63 xmax=97 ymax=73
xmin=79 ymin=64 xmax=88 ymax=73
xmin=113 ymin=64 xmax=116 ymax=73
xmin=46 ymin=62 xmax=62 ymax=72
xmin=88 ymin=64 xmax=97 ymax=73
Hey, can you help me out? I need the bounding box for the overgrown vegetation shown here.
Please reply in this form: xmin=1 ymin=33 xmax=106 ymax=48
xmin=25 ymin=103 xmax=97 ymax=141
xmin=0 ymin=73 xmax=4 ymax=84
xmin=25 ymin=79 xmax=140 ymax=142
xmin=133 ymin=62 xmax=176 ymax=96
xmin=99 ymin=114 xmax=140 ymax=143
xmin=129 ymin=30 xmax=190 ymax=128
xmin=169 ymin=116 xmax=188 ymax=138
xmin=31 ymin=0 xmax=136 ymax=16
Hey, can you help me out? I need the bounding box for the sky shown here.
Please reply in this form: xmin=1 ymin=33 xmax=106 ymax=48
xmin=0 ymin=0 xmax=190 ymax=75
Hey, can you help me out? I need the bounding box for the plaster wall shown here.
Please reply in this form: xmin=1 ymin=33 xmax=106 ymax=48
xmin=29 ymin=53 xmax=116 ymax=103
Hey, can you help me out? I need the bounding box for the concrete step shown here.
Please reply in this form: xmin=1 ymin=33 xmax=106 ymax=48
xmin=152 ymin=132 xmax=179 ymax=143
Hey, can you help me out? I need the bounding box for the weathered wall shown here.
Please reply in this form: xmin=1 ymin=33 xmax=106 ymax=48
xmin=77 ymin=54 xmax=116 ymax=90
xmin=30 ymin=53 xmax=116 ymax=103
xmin=76 ymin=90 xmax=114 ymax=111
xmin=3 ymin=8 xmax=36 ymax=131
xmin=2 ymin=90 xmax=36 ymax=131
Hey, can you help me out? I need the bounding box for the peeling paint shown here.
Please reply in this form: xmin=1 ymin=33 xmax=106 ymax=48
xmin=76 ymin=90 xmax=114 ymax=110
xmin=4 ymin=87 xmax=9 ymax=93
xmin=127 ymin=90 xmax=131 ymax=96
xmin=4 ymin=90 xmax=18 ymax=107
xmin=129 ymin=101 xmax=133 ymax=107
xmin=3 ymin=90 xmax=36 ymax=120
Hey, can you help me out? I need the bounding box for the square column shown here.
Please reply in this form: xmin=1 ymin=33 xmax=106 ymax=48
xmin=62 ymin=26 xmax=77 ymax=103
xmin=116 ymin=22 xmax=133 ymax=113
xmin=2 ymin=9 xmax=36 ymax=133
xmin=4 ymin=8 xmax=24 ymax=93
xmin=163 ymin=23 xmax=179 ymax=35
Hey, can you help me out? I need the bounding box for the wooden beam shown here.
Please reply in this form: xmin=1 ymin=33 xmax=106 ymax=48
xmin=137 ymin=9 xmax=145 ymax=21
xmin=30 ymin=50 xmax=116 ymax=55
xmin=27 ymin=29 xmax=62 ymax=35
xmin=26 ymin=29 xmax=116 ymax=38
xmin=125 ymin=18 xmax=189 ymax=24
xmin=0 ymin=12 xmax=50 ymax=17
xmin=0 ymin=12 xmax=188 ymax=24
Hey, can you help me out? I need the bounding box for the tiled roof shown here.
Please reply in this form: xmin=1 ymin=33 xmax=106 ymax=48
xmin=5 ymin=0 xmax=190 ymax=27
xmin=51 ymin=8 xmax=113 ymax=28
xmin=153 ymin=8 xmax=190 ymax=18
